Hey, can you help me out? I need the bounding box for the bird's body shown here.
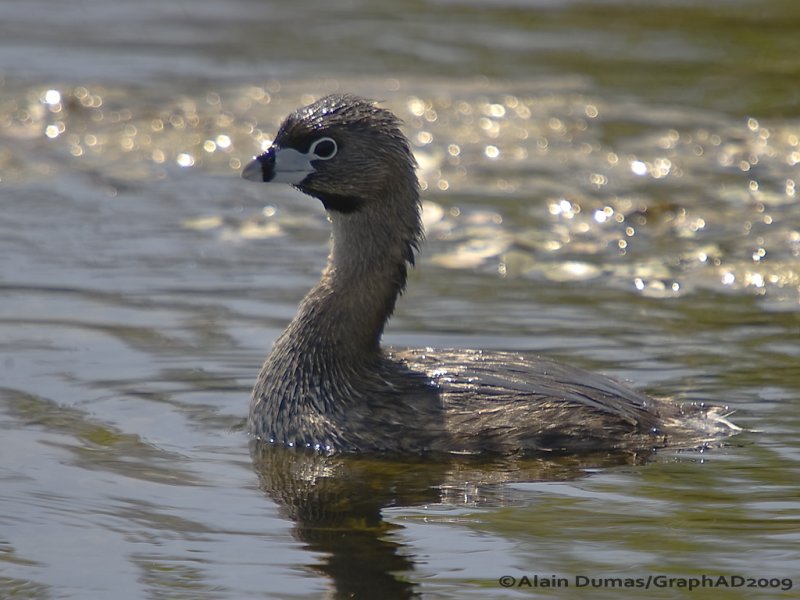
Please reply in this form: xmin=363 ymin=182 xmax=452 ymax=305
xmin=242 ymin=94 xmax=737 ymax=454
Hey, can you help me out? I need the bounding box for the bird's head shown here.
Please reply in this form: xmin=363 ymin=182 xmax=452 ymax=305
xmin=243 ymin=94 xmax=418 ymax=214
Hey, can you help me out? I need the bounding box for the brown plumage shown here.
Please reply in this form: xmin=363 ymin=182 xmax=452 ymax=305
xmin=242 ymin=94 xmax=738 ymax=454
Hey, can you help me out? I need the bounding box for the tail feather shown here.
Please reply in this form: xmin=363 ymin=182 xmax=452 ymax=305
xmin=660 ymin=402 xmax=743 ymax=448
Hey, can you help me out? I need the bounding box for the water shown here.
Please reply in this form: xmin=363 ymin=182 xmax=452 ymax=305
xmin=2 ymin=1 xmax=799 ymax=598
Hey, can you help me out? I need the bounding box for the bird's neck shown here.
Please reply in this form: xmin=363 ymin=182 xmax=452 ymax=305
xmin=277 ymin=190 xmax=420 ymax=361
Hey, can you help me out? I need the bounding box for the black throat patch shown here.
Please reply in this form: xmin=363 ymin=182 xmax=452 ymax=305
xmin=305 ymin=190 xmax=365 ymax=214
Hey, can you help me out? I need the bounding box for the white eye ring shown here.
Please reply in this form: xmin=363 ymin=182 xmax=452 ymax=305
xmin=309 ymin=137 xmax=338 ymax=160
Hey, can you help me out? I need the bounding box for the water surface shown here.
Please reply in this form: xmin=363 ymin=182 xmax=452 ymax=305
xmin=1 ymin=1 xmax=799 ymax=598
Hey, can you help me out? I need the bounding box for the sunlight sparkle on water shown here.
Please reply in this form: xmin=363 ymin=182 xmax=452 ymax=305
xmin=407 ymin=97 xmax=426 ymax=117
xmin=177 ymin=153 xmax=195 ymax=167
xmin=594 ymin=206 xmax=614 ymax=223
xmin=45 ymin=123 xmax=64 ymax=139
xmin=43 ymin=89 xmax=61 ymax=105
xmin=589 ymin=173 xmax=608 ymax=187
xmin=746 ymin=272 xmax=765 ymax=288
xmin=483 ymin=103 xmax=506 ymax=118
xmin=416 ymin=131 xmax=433 ymax=145
xmin=549 ymin=198 xmax=578 ymax=218
xmin=630 ymin=160 xmax=648 ymax=176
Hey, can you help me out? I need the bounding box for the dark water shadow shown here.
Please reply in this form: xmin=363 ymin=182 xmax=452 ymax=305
xmin=251 ymin=442 xmax=649 ymax=599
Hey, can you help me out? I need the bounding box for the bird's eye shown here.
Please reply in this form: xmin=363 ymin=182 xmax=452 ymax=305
xmin=309 ymin=137 xmax=337 ymax=160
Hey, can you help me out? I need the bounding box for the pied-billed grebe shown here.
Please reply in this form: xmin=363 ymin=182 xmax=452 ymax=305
xmin=242 ymin=94 xmax=738 ymax=454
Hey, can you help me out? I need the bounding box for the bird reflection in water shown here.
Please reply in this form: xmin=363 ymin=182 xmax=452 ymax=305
xmin=250 ymin=442 xmax=650 ymax=598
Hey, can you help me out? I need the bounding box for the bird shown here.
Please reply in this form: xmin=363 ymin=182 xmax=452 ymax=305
xmin=241 ymin=93 xmax=738 ymax=455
